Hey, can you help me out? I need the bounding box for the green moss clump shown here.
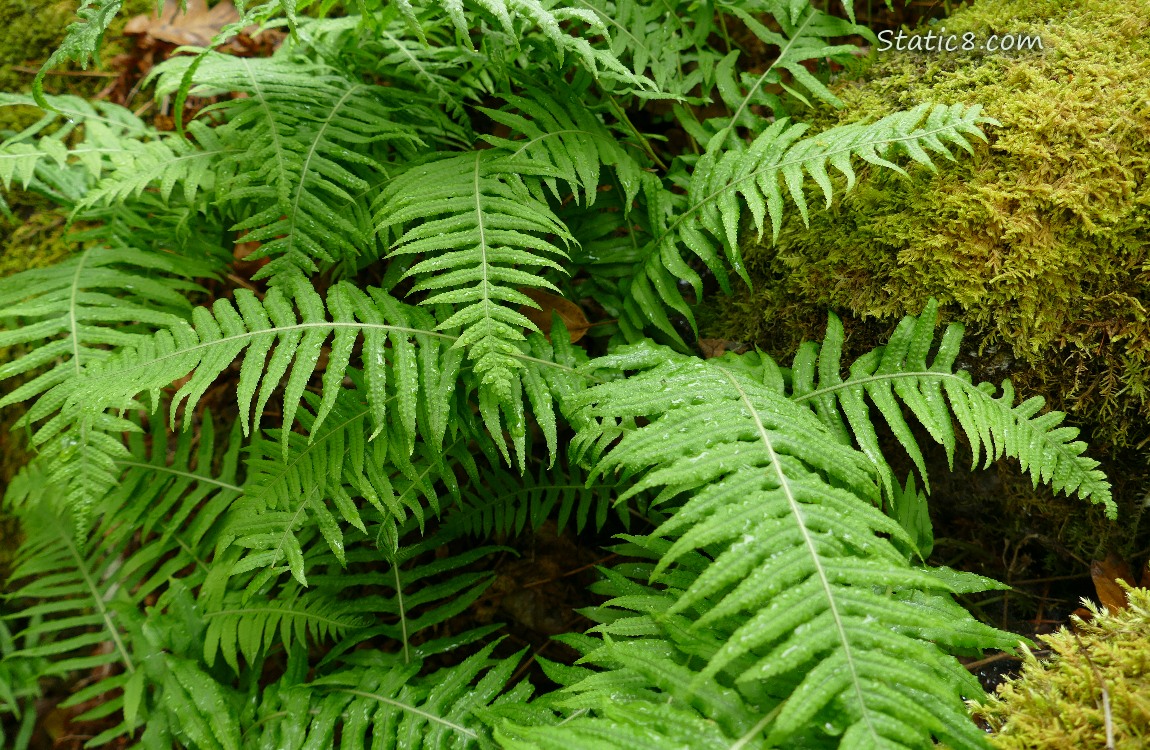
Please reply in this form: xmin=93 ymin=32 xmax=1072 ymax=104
xmin=0 ymin=0 xmax=73 ymax=95
xmin=977 ymin=584 xmax=1150 ymax=749
xmin=712 ymin=0 xmax=1150 ymax=453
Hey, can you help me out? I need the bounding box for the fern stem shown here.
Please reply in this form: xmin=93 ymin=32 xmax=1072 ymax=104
xmin=728 ymin=702 xmax=784 ymax=750
xmin=286 ymin=82 xmax=369 ymax=260
xmin=58 ymin=521 xmax=136 ymax=674
xmin=789 ymin=369 xmax=966 ymax=404
xmin=113 ymin=460 xmax=243 ymax=493
xmin=722 ymin=9 xmax=817 ymax=139
xmin=394 ymin=562 xmax=411 ymax=665
xmin=67 ymin=248 xmax=91 ymax=374
xmin=606 ymin=96 xmax=667 ymax=171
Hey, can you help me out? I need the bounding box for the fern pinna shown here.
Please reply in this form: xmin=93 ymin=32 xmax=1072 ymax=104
xmin=0 ymin=0 xmax=1115 ymax=748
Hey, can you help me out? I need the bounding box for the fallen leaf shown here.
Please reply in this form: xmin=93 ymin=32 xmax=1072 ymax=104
xmin=124 ymin=0 xmax=240 ymax=47
xmin=699 ymin=338 xmax=748 ymax=358
xmin=518 ymin=288 xmax=590 ymax=342
xmin=699 ymin=339 xmax=728 ymax=358
xmin=1090 ymin=552 xmax=1136 ymax=612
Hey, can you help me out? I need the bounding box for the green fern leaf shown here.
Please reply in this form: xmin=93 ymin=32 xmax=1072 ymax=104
xmin=375 ymin=151 xmax=574 ymax=401
xmin=717 ymin=3 xmax=871 ymax=119
xmin=0 ymin=94 xmax=150 ymax=209
xmin=786 ymin=299 xmax=1115 ymax=518
xmin=623 ymin=103 xmax=994 ymax=340
xmin=480 ymin=77 xmax=645 ymax=207
xmin=0 ymin=244 xmax=208 ymax=411
xmin=150 ymin=53 xmax=418 ymax=279
xmin=203 ymin=590 xmax=370 ymax=673
xmin=0 ymin=416 xmax=243 ymax=745
xmin=433 ymin=0 xmax=647 ymax=89
xmin=567 ymin=342 xmax=1020 ymax=748
xmin=569 ymin=0 xmax=718 ymax=98
xmin=447 ymin=457 xmax=623 ymax=537
xmin=257 ymin=639 xmax=524 ymax=749
xmin=58 ymin=281 xmax=453 ymax=454
xmin=31 ymin=0 xmax=123 ymax=107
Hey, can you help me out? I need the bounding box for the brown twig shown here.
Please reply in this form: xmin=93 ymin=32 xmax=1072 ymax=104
xmin=963 ymin=652 xmax=1021 ymax=672
xmin=12 ymin=66 xmax=118 ymax=78
xmin=1009 ymin=572 xmax=1093 ymax=585
xmin=521 ymin=554 xmax=619 ymax=588
xmin=1072 ymin=630 xmax=1116 ymax=750
xmin=510 ymin=639 xmax=552 ymax=685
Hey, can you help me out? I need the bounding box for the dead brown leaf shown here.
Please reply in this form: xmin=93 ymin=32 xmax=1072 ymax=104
xmin=699 ymin=338 xmax=749 ymax=358
xmin=518 ymin=288 xmax=590 ymax=342
xmin=1090 ymin=552 xmax=1136 ymax=612
xmin=124 ymin=0 xmax=240 ymax=47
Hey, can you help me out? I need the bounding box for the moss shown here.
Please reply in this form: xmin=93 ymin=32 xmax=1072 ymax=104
xmin=710 ymin=0 xmax=1150 ymax=453
xmin=0 ymin=0 xmax=154 ymax=99
xmin=0 ymin=0 xmax=74 ymax=95
xmin=975 ymin=584 xmax=1150 ymax=749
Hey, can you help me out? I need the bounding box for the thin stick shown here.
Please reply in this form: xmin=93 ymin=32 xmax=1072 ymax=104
xmin=963 ymin=652 xmax=1020 ymax=672
xmin=521 ymin=554 xmax=619 ymax=588
xmin=12 ymin=66 xmax=118 ymax=78
xmin=1072 ymin=630 xmax=1115 ymax=750
xmin=1010 ymin=572 xmax=1092 ymax=585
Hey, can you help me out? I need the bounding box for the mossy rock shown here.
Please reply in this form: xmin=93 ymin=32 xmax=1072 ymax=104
xmin=0 ymin=0 xmax=73 ymax=95
xmin=975 ymin=584 xmax=1150 ymax=749
xmin=711 ymin=0 xmax=1150 ymax=454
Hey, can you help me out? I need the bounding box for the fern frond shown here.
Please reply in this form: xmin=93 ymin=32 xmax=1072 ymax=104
xmin=375 ymin=152 xmax=574 ymax=400
xmin=0 ymin=94 xmax=149 ymax=205
xmin=713 ymin=2 xmax=871 ymax=121
xmin=0 ymin=242 xmax=216 ymax=530
xmin=447 ymin=457 xmax=623 ymax=537
xmin=624 ymin=103 xmax=995 ymax=339
xmin=203 ymin=590 xmax=370 ymax=673
xmin=73 ymin=120 xmax=224 ymax=212
xmin=786 ymin=299 xmax=1115 ymax=518
xmin=105 ymin=412 xmax=243 ymax=593
xmin=428 ymin=0 xmax=648 ymax=89
xmin=202 ymin=521 xmax=507 ymax=673
xmin=568 ymin=0 xmax=718 ymax=98
xmin=566 ymin=342 xmax=1019 ymax=748
xmin=315 ymin=525 xmax=508 ymax=663
xmin=213 ymin=425 xmax=466 ymax=590
xmin=480 ymin=76 xmax=645 ymax=207
xmin=256 ymin=639 xmax=527 ymax=748
xmin=1 ymin=410 xmax=241 ymax=727
xmin=56 ymin=280 xmax=456 ymax=454
xmin=148 ymin=53 xmax=419 ymax=280
xmin=0 ymin=244 xmax=209 ymax=411
xmin=4 ymin=503 xmax=136 ymax=684
xmin=23 ymin=279 xmax=587 ymax=524
xmin=31 ymin=0 xmax=123 ymax=106
xmin=312 ymin=15 xmax=484 ymax=129
xmin=243 ymin=389 xmax=464 ymax=543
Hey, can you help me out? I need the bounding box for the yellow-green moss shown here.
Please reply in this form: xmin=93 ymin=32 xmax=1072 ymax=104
xmin=0 ymin=0 xmax=73 ymax=95
xmin=976 ymin=584 xmax=1150 ymax=749
xmin=711 ymin=0 xmax=1150 ymax=453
